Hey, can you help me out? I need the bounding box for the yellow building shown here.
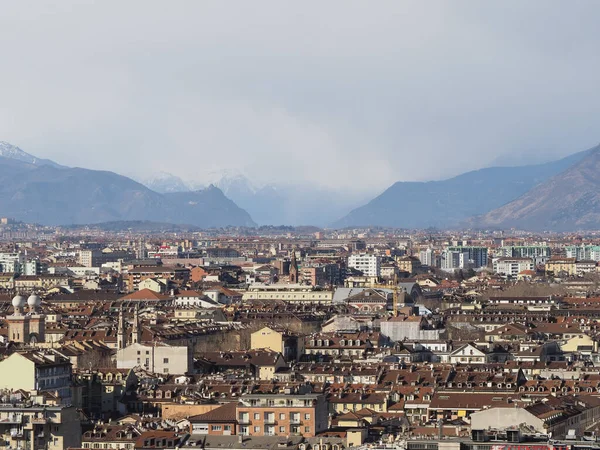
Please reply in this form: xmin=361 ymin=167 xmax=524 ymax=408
xmin=546 ymin=258 xmax=577 ymax=276
xmin=562 ymin=334 xmax=597 ymax=353
xmin=396 ymin=256 xmax=422 ymax=274
xmin=250 ymin=326 xmax=304 ymax=362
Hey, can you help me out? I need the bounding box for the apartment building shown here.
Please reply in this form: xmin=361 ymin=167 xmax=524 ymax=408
xmin=492 ymin=257 xmax=535 ymax=276
xmin=347 ymin=254 xmax=380 ymax=278
xmin=0 ymin=351 xmax=72 ymax=405
xmin=237 ymin=394 xmax=328 ymax=438
xmin=0 ymin=396 xmax=81 ymax=450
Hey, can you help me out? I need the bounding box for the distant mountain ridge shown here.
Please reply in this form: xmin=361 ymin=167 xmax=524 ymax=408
xmin=333 ymin=147 xmax=595 ymax=229
xmin=469 ymin=145 xmax=600 ymax=231
xmin=0 ymin=143 xmax=256 ymax=228
xmin=0 ymin=141 xmax=64 ymax=169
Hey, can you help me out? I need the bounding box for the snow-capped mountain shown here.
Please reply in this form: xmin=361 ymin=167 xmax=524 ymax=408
xmin=138 ymin=171 xmax=192 ymax=193
xmin=0 ymin=141 xmax=64 ymax=168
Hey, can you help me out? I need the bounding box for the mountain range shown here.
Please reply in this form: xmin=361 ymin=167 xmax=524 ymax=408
xmin=334 ymin=146 xmax=596 ymax=230
xmin=138 ymin=171 xmax=372 ymax=226
xmin=469 ymin=145 xmax=600 ymax=231
xmin=3 ymin=140 xmax=600 ymax=231
xmin=0 ymin=142 xmax=255 ymax=228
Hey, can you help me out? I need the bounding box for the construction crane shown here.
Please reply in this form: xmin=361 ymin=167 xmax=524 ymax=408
xmin=369 ymin=274 xmax=404 ymax=317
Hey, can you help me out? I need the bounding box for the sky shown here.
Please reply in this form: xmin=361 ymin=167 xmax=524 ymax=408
xmin=1 ymin=1 xmax=600 ymax=195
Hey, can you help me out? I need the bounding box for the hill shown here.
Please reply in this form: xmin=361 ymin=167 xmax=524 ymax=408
xmin=0 ymin=150 xmax=256 ymax=228
xmin=333 ymin=147 xmax=594 ymax=229
xmin=469 ymin=145 xmax=600 ymax=231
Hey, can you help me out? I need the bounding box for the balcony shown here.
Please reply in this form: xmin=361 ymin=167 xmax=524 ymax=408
xmin=263 ymin=419 xmax=277 ymax=425
xmin=238 ymin=419 xmax=251 ymax=425
xmin=290 ymin=420 xmax=302 ymax=425
xmin=31 ymin=417 xmax=48 ymax=425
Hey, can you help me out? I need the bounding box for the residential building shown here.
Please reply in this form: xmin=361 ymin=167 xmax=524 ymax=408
xmin=0 ymin=351 xmax=73 ymax=404
xmin=0 ymin=395 xmax=81 ymax=450
xmin=347 ymin=254 xmax=380 ymax=278
xmin=492 ymin=257 xmax=535 ymax=276
xmin=237 ymin=393 xmax=328 ymax=437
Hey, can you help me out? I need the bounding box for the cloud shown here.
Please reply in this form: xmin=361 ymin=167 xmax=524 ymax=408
xmin=0 ymin=0 xmax=599 ymax=194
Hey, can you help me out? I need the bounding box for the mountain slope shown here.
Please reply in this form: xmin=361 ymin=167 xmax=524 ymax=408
xmin=0 ymin=141 xmax=64 ymax=168
xmin=333 ymin=147 xmax=594 ymax=229
xmin=0 ymin=152 xmax=255 ymax=228
xmin=469 ymin=145 xmax=600 ymax=231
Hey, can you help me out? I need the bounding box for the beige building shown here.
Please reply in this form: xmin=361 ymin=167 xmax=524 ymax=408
xmin=243 ymin=284 xmax=333 ymax=304
xmin=0 ymin=351 xmax=72 ymax=404
xmin=0 ymin=396 xmax=81 ymax=450
xmin=116 ymin=342 xmax=193 ymax=375
xmin=250 ymin=326 xmax=304 ymax=362
xmin=546 ymin=258 xmax=577 ymax=276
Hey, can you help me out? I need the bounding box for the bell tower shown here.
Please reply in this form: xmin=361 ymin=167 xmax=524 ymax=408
xmin=289 ymin=248 xmax=299 ymax=284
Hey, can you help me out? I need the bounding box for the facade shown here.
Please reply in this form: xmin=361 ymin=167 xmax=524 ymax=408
xmin=418 ymin=248 xmax=434 ymax=267
xmin=0 ymin=351 xmax=73 ymax=404
xmin=546 ymin=258 xmax=577 ymax=276
xmin=115 ymin=342 xmax=193 ymax=375
xmin=0 ymin=398 xmax=81 ymax=450
xmin=347 ymin=254 xmax=380 ymax=278
xmin=7 ymin=294 xmax=45 ymax=344
xmin=242 ymin=284 xmax=333 ymax=304
xmin=447 ymin=246 xmax=488 ymax=268
xmin=250 ymin=326 xmax=304 ymax=362
xmin=237 ymin=394 xmax=328 ymax=438
xmin=499 ymin=246 xmax=551 ymax=258
xmin=440 ymin=250 xmax=470 ymax=271
xmin=492 ymin=257 xmax=535 ymax=276
xmin=565 ymin=245 xmax=600 ymax=261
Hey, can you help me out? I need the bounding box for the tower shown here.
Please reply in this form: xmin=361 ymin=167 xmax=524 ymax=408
xmin=131 ymin=303 xmax=141 ymax=345
xmin=289 ymin=248 xmax=299 ymax=284
xmin=26 ymin=294 xmax=45 ymax=344
xmin=7 ymin=295 xmax=27 ymax=343
xmin=117 ymin=306 xmax=126 ymax=349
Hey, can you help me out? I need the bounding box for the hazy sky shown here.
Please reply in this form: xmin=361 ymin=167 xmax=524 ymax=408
xmin=1 ymin=1 xmax=600 ymax=194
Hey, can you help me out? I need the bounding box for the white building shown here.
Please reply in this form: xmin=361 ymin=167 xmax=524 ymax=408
xmin=347 ymin=254 xmax=380 ymax=277
xmin=116 ymin=342 xmax=193 ymax=375
xmin=418 ymin=248 xmax=434 ymax=267
xmin=440 ymin=250 xmax=470 ymax=271
xmin=492 ymin=257 xmax=535 ymax=276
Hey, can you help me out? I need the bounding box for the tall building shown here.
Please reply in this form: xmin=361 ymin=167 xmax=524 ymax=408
xmin=565 ymin=245 xmax=600 ymax=261
xmin=289 ymin=249 xmax=299 ymax=284
xmin=419 ymin=248 xmax=434 ymax=267
xmin=499 ymin=246 xmax=551 ymax=258
xmin=441 ymin=250 xmax=470 ymax=271
xmin=347 ymin=254 xmax=380 ymax=277
xmin=447 ymin=246 xmax=488 ymax=268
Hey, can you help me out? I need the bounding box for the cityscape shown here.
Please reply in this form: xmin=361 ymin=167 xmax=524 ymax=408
xmin=2 ymin=2 xmax=600 ymax=450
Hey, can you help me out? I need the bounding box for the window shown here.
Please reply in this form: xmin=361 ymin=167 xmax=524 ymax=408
xmin=163 ymin=368 xmax=169 ymax=373
xmin=304 ymin=426 xmax=310 ymax=433
xmin=212 ymin=425 xmax=222 ymax=431
xmin=254 ymin=413 xmax=260 ymax=420
xmin=163 ymin=358 xmax=169 ymax=364
xmin=304 ymin=413 xmax=310 ymax=420
xmin=280 ymin=426 xmax=285 ymax=433
xmin=254 ymin=426 xmax=260 ymax=433
xmin=279 ymin=413 xmax=285 ymax=420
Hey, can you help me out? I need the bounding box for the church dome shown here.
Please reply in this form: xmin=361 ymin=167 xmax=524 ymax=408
xmin=12 ymin=295 xmax=25 ymax=308
xmin=27 ymin=294 xmax=41 ymax=308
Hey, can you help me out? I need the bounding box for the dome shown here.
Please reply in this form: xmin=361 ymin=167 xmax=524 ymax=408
xmin=12 ymin=295 xmax=25 ymax=308
xmin=27 ymin=294 xmax=41 ymax=307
